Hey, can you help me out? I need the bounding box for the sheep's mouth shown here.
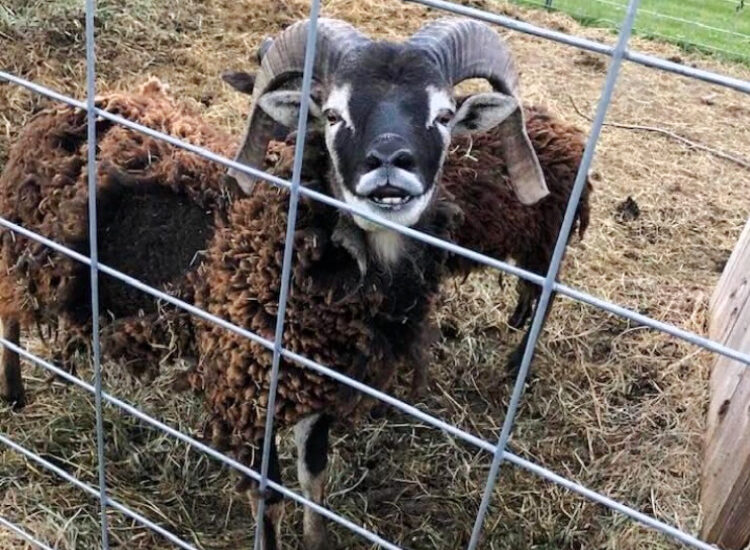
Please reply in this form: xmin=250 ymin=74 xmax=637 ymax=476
xmin=365 ymin=185 xmax=416 ymax=209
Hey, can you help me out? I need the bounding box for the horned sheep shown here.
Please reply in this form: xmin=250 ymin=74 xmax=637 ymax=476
xmin=0 ymin=16 xmax=592 ymax=549
xmin=195 ymin=16 xmax=590 ymax=548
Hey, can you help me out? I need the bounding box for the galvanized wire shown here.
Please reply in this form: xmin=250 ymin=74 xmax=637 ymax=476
xmin=0 ymin=517 xmax=55 ymax=550
xmin=0 ymin=337 xmax=401 ymax=550
xmin=84 ymin=0 xmax=111 ymax=547
xmin=253 ymin=1 xmax=322 ymax=547
xmin=467 ymin=0 xmax=641 ymax=546
xmin=1 ymin=0 xmax=749 ymax=548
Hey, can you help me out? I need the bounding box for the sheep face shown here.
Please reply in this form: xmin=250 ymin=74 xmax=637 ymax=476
xmin=229 ymin=18 xmax=550 ymax=221
xmin=258 ymin=45 xmax=519 ymax=231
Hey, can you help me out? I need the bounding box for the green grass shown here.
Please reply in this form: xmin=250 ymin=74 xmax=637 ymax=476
xmin=512 ymin=0 xmax=750 ymax=64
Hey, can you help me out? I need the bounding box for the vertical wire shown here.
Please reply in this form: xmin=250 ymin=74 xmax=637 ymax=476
xmin=85 ymin=0 xmax=110 ymax=547
xmin=465 ymin=1 xmax=642 ymax=547
xmin=253 ymin=1 xmax=322 ymax=548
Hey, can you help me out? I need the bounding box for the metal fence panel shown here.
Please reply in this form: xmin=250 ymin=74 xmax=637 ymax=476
xmin=1 ymin=0 xmax=748 ymax=548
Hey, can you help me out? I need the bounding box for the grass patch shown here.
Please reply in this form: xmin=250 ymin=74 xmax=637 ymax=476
xmin=512 ymin=0 xmax=750 ymax=64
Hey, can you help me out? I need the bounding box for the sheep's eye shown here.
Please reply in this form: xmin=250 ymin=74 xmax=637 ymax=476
xmin=324 ymin=109 xmax=342 ymax=126
xmin=436 ymin=109 xmax=455 ymax=126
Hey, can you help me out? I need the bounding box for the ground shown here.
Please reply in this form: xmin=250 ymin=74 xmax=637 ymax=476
xmin=1 ymin=0 xmax=749 ymax=549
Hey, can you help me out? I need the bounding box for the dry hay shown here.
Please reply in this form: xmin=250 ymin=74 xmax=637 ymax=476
xmin=1 ymin=0 xmax=750 ymax=548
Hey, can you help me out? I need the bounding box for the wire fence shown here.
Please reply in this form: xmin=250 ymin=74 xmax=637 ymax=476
xmin=0 ymin=0 xmax=749 ymax=548
xmin=527 ymin=0 xmax=750 ymax=63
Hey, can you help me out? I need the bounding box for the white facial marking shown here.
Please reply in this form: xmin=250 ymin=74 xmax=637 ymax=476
xmin=426 ymin=86 xmax=454 ymax=126
xmin=355 ymin=168 xmax=424 ymax=196
xmin=368 ymin=230 xmax=404 ymax=266
xmin=426 ymin=85 xmax=455 ymax=145
xmin=323 ymin=84 xmax=354 ymax=130
xmin=324 ymin=84 xmax=354 ymax=198
xmin=341 ymin=186 xmax=436 ymax=232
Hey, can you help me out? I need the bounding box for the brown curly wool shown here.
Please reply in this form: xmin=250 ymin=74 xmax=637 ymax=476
xmin=443 ymin=104 xmax=592 ymax=327
xmin=0 ymin=79 xmax=237 ymax=377
xmin=188 ymin=171 xmax=460 ymax=451
xmin=254 ymin=105 xmax=592 ymax=330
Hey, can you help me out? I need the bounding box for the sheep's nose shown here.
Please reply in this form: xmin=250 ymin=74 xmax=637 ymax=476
xmin=365 ymin=138 xmax=416 ymax=172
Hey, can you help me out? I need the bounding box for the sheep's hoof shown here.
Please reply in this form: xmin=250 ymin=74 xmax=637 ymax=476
xmin=1 ymin=384 xmax=26 ymax=410
xmin=0 ymin=375 xmax=26 ymax=409
xmin=507 ymin=300 xmax=532 ymax=330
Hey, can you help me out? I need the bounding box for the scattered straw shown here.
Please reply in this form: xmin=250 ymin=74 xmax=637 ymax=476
xmin=1 ymin=0 xmax=749 ymax=548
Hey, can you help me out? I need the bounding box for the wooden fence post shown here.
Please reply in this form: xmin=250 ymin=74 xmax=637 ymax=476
xmin=701 ymin=217 xmax=750 ymax=548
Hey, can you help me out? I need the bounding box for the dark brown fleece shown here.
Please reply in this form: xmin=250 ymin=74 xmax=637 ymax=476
xmin=187 ymin=165 xmax=460 ymax=452
xmin=443 ymin=104 xmax=591 ymax=285
xmin=0 ymin=79 xmax=237 ymax=374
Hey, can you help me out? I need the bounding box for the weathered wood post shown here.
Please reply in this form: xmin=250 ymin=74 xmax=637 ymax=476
xmin=701 ymin=217 xmax=750 ymax=548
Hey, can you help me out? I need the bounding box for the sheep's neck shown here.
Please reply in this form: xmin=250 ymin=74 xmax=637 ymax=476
xmin=367 ymin=230 xmax=404 ymax=267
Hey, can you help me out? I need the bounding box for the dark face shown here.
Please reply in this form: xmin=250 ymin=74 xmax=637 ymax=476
xmin=321 ymin=45 xmax=456 ymax=229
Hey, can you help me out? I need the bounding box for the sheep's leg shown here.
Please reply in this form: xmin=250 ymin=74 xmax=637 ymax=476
xmin=508 ymin=280 xmax=539 ymax=330
xmin=249 ymin=435 xmax=285 ymax=550
xmin=294 ymin=413 xmax=332 ymax=550
xmin=506 ymin=290 xmax=556 ymax=376
xmin=0 ymin=316 xmax=25 ymax=408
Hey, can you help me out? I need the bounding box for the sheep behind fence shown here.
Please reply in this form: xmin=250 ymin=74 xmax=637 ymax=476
xmin=1 ymin=0 xmax=749 ymax=549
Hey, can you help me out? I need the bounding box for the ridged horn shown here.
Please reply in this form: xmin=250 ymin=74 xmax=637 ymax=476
xmin=229 ymin=18 xmax=370 ymax=194
xmin=408 ymin=18 xmax=548 ymax=204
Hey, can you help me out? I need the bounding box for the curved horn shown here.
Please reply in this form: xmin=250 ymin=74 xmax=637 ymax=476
xmin=229 ymin=18 xmax=370 ymax=194
xmin=408 ymin=18 xmax=548 ymax=204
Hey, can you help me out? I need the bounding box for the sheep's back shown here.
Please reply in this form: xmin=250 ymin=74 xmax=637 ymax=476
xmin=442 ymin=105 xmax=590 ymax=276
xmin=0 ymin=79 xmax=237 ymax=324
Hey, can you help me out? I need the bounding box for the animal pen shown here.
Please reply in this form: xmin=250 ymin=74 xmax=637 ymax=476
xmin=1 ymin=0 xmax=749 ymax=548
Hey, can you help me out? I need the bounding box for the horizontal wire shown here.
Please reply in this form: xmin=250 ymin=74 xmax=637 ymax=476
xmin=504 ymin=452 xmax=718 ymax=550
xmin=405 ymin=0 xmax=750 ymax=93
xmin=0 ymin=433 xmax=198 ymax=550
xmin=556 ymin=282 xmax=750 ymax=365
xmin=0 ymin=516 xmax=55 ymax=550
xmin=0 ymin=338 xmax=402 ymax=550
xmin=0 ymin=70 xmax=86 ymax=109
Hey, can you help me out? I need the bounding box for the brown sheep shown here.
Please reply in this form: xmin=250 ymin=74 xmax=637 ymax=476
xmin=222 ymin=87 xmax=592 ymax=374
xmin=445 ymin=102 xmax=591 ymax=329
xmin=0 ymin=78 xmax=460 ymax=550
xmin=222 ymin=77 xmax=592 ymax=375
xmin=184 ymin=172 xmax=461 ymax=548
xmin=0 ymin=79 xmax=237 ymax=408
xmin=215 ymin=15 xmax=592 ymax=547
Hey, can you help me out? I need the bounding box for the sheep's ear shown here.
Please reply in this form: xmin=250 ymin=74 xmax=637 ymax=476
xmin=453 ymin=92 xmax=549 ymax=205
xmin=221 ymin=71 xmax=256 ymax=95
xmin=451 ymin=92 xmax=518 ymax=135
xmin=256 ymin=90 xmax=322 ymax=129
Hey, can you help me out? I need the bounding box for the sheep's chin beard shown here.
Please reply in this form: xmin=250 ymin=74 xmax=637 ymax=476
xmin=339 ymin=185 xmax=435 ymax=232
